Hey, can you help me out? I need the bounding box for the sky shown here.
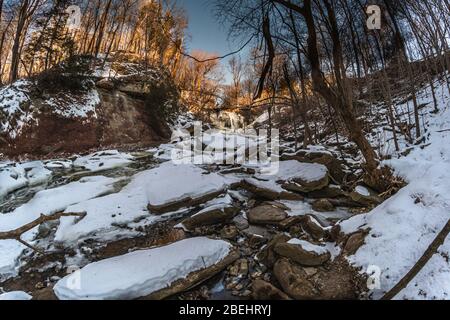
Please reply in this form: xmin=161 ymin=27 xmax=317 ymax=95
xmin=176 ymin=0 xmax=242 ymax=83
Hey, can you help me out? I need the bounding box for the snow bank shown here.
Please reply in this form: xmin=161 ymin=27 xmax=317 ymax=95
xmin=54 ymin=237 xmax=233 ymax=300
xmin=340 ymin=79 xmax=450 ymax=300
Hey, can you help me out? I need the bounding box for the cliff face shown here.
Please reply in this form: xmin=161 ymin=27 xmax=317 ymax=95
xmin=0 ymin=56 xmax=179 ymax=158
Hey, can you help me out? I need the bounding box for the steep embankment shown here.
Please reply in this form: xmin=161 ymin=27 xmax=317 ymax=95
xmin=0 ymin=55 xmax=179 ymax=158
xmin=340 ymin=75 xmax=450 ymax=300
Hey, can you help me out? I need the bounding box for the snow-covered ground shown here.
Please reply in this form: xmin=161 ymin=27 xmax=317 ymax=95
xmin=0 ymin=176 xmax=118 ymax=278
xmin=1 ymin=76 xmax=449 ymax=300
xmin=341 ymin=77 xmax=450 ymax=300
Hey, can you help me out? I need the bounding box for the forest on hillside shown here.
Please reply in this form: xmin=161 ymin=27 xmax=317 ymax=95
xmin=0 ymin=0 xmax=449 ymax=303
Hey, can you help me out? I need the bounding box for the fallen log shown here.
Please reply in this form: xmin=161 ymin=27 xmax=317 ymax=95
xmin=0 ymin=212 xmax=87 ymax=253
xmin=381 ymin=219 xmax=450 ymax=300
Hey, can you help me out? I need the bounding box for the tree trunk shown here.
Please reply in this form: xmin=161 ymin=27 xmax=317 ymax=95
xmin=273 ymin=0 xmax=380 ymax=176
xmin=9 ymin=0 xmax=30 ymax=83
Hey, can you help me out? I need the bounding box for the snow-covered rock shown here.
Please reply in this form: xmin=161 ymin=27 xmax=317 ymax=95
xmin=274 ymin=239 xmax=331 ymax=266
xmin=242 ymin=160 xmax=329 ymax=199
xmin=22 ymin=161 xmax=52 ymax=186
xmin=55 ymin=169 xmax=159 ymax=244
xmin=0 ymin=165 xmax=28 ymax=199
xmin=73 ymin=150 xmax=134 ymax=173
xmin=0 ymin=80 xmax=37 ymax=139
xmin=180 ymin=197 xmax=239 ymax=231
xmin=146 ymin=162 xmax=229 ymax=214
xmin=0 ymin=291 xmax=32 ymax=300
xmin=262 ymin=160 xmax=329 ymax=193
xmin=54 ymin=237 xmax=236 ymax=300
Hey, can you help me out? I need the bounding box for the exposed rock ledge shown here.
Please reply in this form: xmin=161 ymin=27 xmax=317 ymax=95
xmin=0 ymin=55 xmax=178 ymax=158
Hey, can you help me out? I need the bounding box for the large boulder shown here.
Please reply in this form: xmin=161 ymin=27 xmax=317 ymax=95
xmin=0 ymin=56 xmax=178 ymax=157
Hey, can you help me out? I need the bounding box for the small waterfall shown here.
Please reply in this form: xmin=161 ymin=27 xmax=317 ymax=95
xmin=210 ymin=111 xmax=245 ymax=130
xmin=227 ymin=112 xmax=243 ymax=131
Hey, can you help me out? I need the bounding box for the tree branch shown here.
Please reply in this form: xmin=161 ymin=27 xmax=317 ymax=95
xmin=0 ymin=212 xmax=87 ymax=253
xmin=381 ymin=219 xmax=450 ymax=300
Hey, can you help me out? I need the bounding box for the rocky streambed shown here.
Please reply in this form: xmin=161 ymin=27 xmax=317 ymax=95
xmin=0 ymin=130 xmax=380 ymax=300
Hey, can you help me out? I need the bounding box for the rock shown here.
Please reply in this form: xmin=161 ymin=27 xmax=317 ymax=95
xmin=262 ymin=201 xmax=291 ymax=211
xmin=1 ymin=61 xmax=175 ymax=158
xmin=288 ymin=225 xmax=303 ymax=238
xmin=33 ymin=288 xmax=58 ymax=300
xmin=329 ymin=225 xmax=343 ymax=243
xmin=251 ymin=280 xmax=291 ymax=300
xmin=256 ymin=234 xmax=290 ymax=268
xmin=146 ymin=249 xmax=240 ymax=300
xmin=312 ymin=199 xmax=335 ymax=212
xmin=35 ymin=282 xmax=46 ymax=290
xmin=228 ymin=259 xmax=249 ymax=278
xmin=349 ymin=186 xmax=382 ymax=207
xmin=232 ymin=214 xmax=249 ymax=230
xmin=274 ymin=240 xmax=331 ymax=267
xmin=243 ymin=225 xmax=272 ymax=248
xmin=303 ymin=267 xmax=318 ymax=277
xmin=149 ymin=189 xmax=225 ymax=215
xmin=278 ymin=216 xmax=303 ymax=230
xmin=221 ymin=225 xmax=239 ymax=240
xmin=308 ymin=185 xmax=346 ymax=199
xmin=344 ymin=232 xmax=367 ymax=255
xmin=273 ymin=259 xmax=319 ymax=300
xmin=181 ymin=206 xmax=240 ymax=230
xmin=282 ymin=173 xmax=330 ymax=193
xmin=299 ymin=216 xmax=327 ymax=241
xmin=311 ymin=154 xmax=345 ymax=184
xmin=274 ymin=257 xmax=363 ymax=300
xmin=240 ymin=179 xmax=304 ymax=201
xmin=247 ymin=205 xmax=288 ymax=225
